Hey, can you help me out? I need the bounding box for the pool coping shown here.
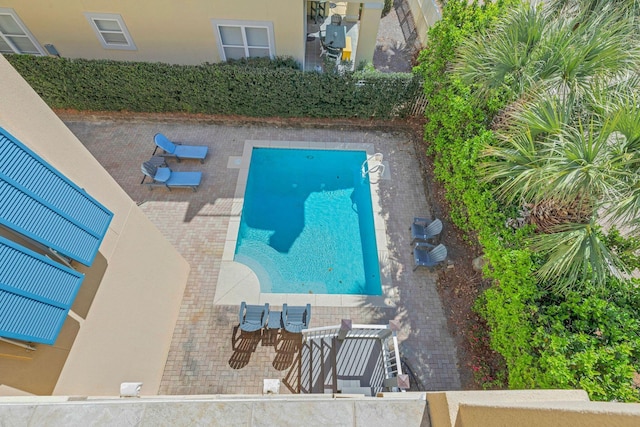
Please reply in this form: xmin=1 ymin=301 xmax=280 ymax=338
xmin=214 ymin=140 xmax=396 ymax=308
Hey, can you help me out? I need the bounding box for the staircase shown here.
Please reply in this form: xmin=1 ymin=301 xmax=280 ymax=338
xmin=298 ymin=322 xmax=407 ymax=395
xmin=300 ymin=337 xmax=337 ymax=394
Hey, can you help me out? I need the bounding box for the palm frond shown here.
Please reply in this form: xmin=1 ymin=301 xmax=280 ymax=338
xmin=455 ymin=3 xmax=547 ymax=99
xmin=529 ymin=221 xmax=627 ymax=292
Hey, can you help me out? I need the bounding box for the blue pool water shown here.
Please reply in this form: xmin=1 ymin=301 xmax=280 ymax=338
xmin=235 ymin=147 xmax=382 ymax=295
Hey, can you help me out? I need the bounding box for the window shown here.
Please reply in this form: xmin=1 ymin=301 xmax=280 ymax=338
xmin=0 ymin=8 xmax=45 ymax=55
xmin=85 ymin=12 xmax=136 ymax=50
xmin=212 ymin=20 xmax=274 ymax=61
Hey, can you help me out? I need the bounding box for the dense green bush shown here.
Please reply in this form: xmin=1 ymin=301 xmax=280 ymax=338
xmin=416 ymin=0 xmax=640 ymax=402
xmin=6 ymin=55 xmax=422 ymax=119
xmin=382 ymin=0 xmax=393 ymax=17
xmin=532 ymin=282 xmax=640 ymax=401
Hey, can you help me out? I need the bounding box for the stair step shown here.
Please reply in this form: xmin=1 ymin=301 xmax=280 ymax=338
xmin=340 ymin=386 xmax=373 ymax=396
xmin=337 ymin=379 xmax=361 ymax=389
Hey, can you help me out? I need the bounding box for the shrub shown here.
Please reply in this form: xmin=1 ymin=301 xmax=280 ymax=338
xmin=415 ymin=0 xmax=640 ymax=402
xmin=382 ymin=0 xmax=393 ymax=17
xmin=5 ymin=55 xmax=423 ymax=119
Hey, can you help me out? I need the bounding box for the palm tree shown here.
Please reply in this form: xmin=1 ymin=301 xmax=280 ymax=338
xmin=483 ymin=91 xmax=640 ymax=289
xmin=457 ymin=1 xmax=638 ymax=103
xmin=454 ymin=1 xmax=640 ymax=290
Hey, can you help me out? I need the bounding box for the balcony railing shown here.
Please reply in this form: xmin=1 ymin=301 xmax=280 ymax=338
xmin=301 ymin=320 xmax=408 ymax=392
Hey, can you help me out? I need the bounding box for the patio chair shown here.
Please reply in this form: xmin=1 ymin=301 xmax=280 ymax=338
xmin=154 ymin=133 xmax=209 ymax=163
xmin=413 ymin=243 xmax=447 ymax=271
xmin=282 ymin=303 xmax=311 ymax=333
xmin=410 ymin=217 xmax=443 ymax=245
xmin=319 ymin=30 xmax=327 ymax=57
xmin=140 ymin=161 xmax=202 ymax=192
xmin=238 ymin=302 xmax=270 ymax=332
xmin=326 ymin=45 xmax=342 ymax=62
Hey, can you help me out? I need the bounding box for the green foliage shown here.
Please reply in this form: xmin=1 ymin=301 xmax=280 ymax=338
xmin=415 ymin=0 xmax=516 ymax=230
xmin=220 ymin=56 xmax=300 ymax=69
xmin=603 ymin=227 xmax=640 ymax=271
xmin=478 ymin=248 xmax=540 ymax=388
xmin=532 ymin=283 xmax=640 ymax=402
xmin=416 ymin=0 xmax=640 ymax=402
xmin=5 ymin=55 xmax=422 ymax=119
xmin=382 ymin=0 xmax=393 ymax=17
xmin=465 ymin=1 xmax=640 ymax=290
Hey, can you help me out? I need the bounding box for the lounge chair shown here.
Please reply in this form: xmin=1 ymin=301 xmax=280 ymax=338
xmin=141 ymin=161 xmax=202 ymax=192
xmin=238 ymin=302 xmax=269 ymax=332
xmin=413 ymin=243 xmax=447 ymax=271
xmin=154 ymin=133 xmax=209 ymax=163
xmin=410 ymin=217 xmax=443 ymax=245
xmin=282 ymin=303 xmax=311 ymax=333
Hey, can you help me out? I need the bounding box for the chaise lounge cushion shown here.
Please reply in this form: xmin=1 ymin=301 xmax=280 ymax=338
xmin=154 ymin=133 xmax=208 ymax=162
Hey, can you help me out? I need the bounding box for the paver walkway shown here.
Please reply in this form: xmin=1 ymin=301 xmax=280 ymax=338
xmin=64 ymin=116 xmax=460 ymax=394
xmin=374 ymin=0 xmax=422 ymax=73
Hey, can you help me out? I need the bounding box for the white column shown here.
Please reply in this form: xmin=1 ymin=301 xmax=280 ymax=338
xmin=354 ymin=2 xmax=383 ymax=67
xmin=345 ymin=2 xmax=360 ymax=22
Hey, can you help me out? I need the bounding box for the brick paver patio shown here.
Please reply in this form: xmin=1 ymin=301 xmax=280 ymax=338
xmin=63 ymin=115 xmax=461 ymax=395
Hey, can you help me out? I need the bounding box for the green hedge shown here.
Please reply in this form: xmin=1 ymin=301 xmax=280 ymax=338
xmin=416 ymin=0 xmax=640 ymax=402
xmin=5 ymin=55 xmax=422 ymax=119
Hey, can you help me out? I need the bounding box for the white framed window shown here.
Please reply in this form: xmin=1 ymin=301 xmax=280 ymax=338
xmin=0 ymin=8 xmax=45 ymax=55
xmin=211 ymin=20 xmax=274 ymax=61
xmin=84 ymin=12 xmax=136 ymax=50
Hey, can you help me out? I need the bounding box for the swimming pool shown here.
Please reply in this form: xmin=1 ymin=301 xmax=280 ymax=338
xmin=234 ymin=147 xmax=382 ymax=295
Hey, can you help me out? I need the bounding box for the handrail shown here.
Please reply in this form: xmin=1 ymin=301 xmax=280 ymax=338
xmin=302 ymin=322 xmax=407 ymax=392
xmin=303 ymin=323 xmax=391 ymax=334
xmin=361 ymin=153 xmax=385 ymax=178
xmin=302 ymin=324 xmax=391 ymax=342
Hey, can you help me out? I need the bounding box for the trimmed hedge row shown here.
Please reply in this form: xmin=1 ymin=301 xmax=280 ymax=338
xmin=5 ymin=55 xmax=422 ymax=119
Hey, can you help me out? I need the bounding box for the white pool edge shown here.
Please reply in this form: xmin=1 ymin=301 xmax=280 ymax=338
xmin=214 ymin=140 xmax=396 ymax=308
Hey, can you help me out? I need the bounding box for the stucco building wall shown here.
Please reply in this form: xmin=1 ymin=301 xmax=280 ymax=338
xmin=2 ymin=0 xmax=304 ymax=65
xmin=0 ymin=54 xmax=190 ymax=396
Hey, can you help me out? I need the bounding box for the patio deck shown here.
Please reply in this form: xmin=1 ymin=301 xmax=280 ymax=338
xmin=63 ymin=116 xmax=460 ymax=395
xmin=305 ymin=2 xmax=359 ymax=72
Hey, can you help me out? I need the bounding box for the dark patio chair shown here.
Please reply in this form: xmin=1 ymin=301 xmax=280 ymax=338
xmin=413 ymin=243 xmax=447 ymax=271
xmin=326 ymin=45 xmax=342 ymax=61
xmin=410 ymin=217 xmax=443 ymax=245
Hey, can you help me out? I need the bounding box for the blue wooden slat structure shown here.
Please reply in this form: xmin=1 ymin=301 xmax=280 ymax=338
xmin=0 ymin=236 xmax=84 ymax=345
xmin=0 ymin=127 xmax=113 ymax=266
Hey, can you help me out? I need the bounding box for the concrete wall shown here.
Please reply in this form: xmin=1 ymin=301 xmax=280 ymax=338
xmin=0 ymin=54 xmax=190 ymax=396
xmin=426 ymin=390 xmax=640 ymax=427
xmin=1 ymin=391 xmax=640 ymax=426
xmin=0 ymin=394 xmax=430 ymax=426
xmin=2 ymin=0 xmax=304 ymax=65
xmin=457 ymin=400 xmax=640 ymax=427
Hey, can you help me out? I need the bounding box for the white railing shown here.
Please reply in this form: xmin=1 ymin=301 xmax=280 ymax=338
xmin=302 ymin=323 xmax=390 ymax=341
xmin=301 ymin=322 xmax=407 ymax=391
xmin=381 ymin=335 xmax=404 ymax=391
xmin=361 ymin=153 xmax=385 ymax=178
xmin=301 ymin=324 xmax=341 ymax=342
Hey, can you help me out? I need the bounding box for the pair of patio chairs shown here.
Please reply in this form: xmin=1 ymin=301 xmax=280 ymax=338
xmin=410 ymin=217 xmax=447 ymax=271
xmin=140 ymin=133 xmax=209 ymax=191
xmin=238 ymin=302 xmax=311 ymax=334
